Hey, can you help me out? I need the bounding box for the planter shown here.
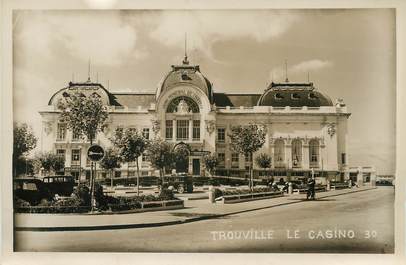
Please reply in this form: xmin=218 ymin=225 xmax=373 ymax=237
xmin=107 ymin=199 xmax=184 ymax=214
xmin=15 ymin=199 xmax=184 ymax=214
xmin=14 ymin=205 xmax=91 ymax=214
xmin=293 ymin=186 xmax=327 ymax=194
xmin=331 ymin=184 xmax=349 ymax=190
xmin=216 ymin=191 xmax=283 ymax=204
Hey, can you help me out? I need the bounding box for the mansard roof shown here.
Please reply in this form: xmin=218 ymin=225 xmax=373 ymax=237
xmin=257 ymin=82 xmax=334 ymax=107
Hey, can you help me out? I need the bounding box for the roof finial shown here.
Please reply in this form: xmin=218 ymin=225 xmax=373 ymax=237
xmin=285 ymin=59 xmax=289 ymax=83
xmin=307 ymin=72 xmax=310 ymax=83
xmin=96 ymin=72 xmax=99 ymax=83
xmin=87 ymin=58 xmax=91 ymax=82
xmin=182 ymin=32 xmax=189 ymax=65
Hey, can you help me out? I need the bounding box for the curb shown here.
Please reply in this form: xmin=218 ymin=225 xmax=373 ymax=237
xmin=15 ymin=187 xmax=377 ymax=232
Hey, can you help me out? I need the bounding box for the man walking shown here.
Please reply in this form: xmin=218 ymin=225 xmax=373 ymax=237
xmin=307 ymin=170 xmax=316 ymax=200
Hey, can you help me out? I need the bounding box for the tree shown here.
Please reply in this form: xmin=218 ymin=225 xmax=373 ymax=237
xmin=203 ymin=153 xmax=218 ymax=177
xmin=146 ymin=139 xmax=175 ymax=188
xmin=111 ymin=128 xmax=148 ymax=196
xmin=57 ymin=92 xmax=108 ymax=208
xmin=99 ymin=148 xmax=121 ymax=188
xmin=34 ymin=152 xmax=65 ymax=175
xmin=255 ymin=153 xmax=272 ymax=180
xmin=13 ymin=123 xmax=37 ymax=177
xmin=229 ymin=124 xmax=266 ymax=191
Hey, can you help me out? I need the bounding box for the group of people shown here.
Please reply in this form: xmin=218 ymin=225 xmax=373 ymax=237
xmin=267 ymin=176 xmax=316 ymax=200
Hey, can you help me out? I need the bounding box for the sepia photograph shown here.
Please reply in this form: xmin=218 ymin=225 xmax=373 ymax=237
xmin=2 ymin=2 xmax=403 ymax=262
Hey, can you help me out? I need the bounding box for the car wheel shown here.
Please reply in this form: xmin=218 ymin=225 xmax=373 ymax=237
xmin=177 ymin=185 xmax=185 ymax=194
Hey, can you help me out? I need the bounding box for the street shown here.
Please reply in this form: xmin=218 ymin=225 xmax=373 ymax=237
xmin=15 ymin=186 xmax=394 ymax=253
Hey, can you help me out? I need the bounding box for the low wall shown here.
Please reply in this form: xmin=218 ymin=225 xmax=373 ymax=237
xmin=15 ymin=199 xmax=184 ymax=215
xmin=216 ymin=191 xmax=284 ymax=204
xmin=107 ymin=200 xmax=184 ymax=214
xmin=293 ymin=186 xmax=327 ymax=194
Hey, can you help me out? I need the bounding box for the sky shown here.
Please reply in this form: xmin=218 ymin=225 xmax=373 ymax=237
xmin=12 ymin=9 xmax=396 ymax=175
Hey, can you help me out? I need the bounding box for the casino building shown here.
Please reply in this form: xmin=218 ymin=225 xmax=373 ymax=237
xmin=39 ymin=55 xmax=351 ymax=184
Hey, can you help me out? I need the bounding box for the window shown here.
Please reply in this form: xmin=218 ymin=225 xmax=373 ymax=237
xmin=244 ymin=153 xmax=252 ymax=163
xmin=166 ymin=96 xmax=199 ymax=113
xmin=166 ymin=120 xmax=173 ymax=139
xmin=56 ymin=149 xmax=66 ymax=159
xmin=217 ymin=128 xmax=225 ymax=142
xmin=274 ymin=139 xmax=285 ymax=163
xmin=309 ymin=140 xmax=319 ymax=165
xmin=308 ymin=93 xmax=318 ymax=100
xmin=274 ymin=93 xmax=284 ymax=100
xmin=193 ymin=120 xmax=200 ymax=140
xmin=57 ymin=123 xmax=66 ymax=141
xmin=142 ymin=153 xmax=149 ymax=162
xmin=71 ymin=149 xmax=81 ymax=165
xmin=231 ymin=153 xmax=239 ymax=168
xmin=231 ymin=153 xmax=239 ymax=163
xmin=218 ymin=153 xmax=225 ymax=167
xmin=176 ymin=120 xmax=189 ymax=140
xmin=292 ymin=140 xmax=302 ymax=167
xmin=341 ymin=153 xmax=346 ymax=164
xmin=142 ymin=128 xmax=150 ymax=140
xmin=291 ymin=93 xmax=300 ymax=100
xmin=23 ymin=183 xmax=38 ymax=191
xmin=72 ymin=130 xmax=80 ymax=141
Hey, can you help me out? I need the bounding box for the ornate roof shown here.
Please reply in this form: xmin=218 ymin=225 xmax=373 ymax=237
xmin=257 ymin=82 xmax=333 ymax=107
xmin=156 ymin=58 xmax=214 ymax=103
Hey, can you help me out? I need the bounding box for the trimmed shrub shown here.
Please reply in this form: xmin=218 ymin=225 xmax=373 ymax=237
xmin=215 ymin=187 xmax=278 ymax=198
xmin=158 ymin=189 xmax=175 ymax=200
xmin=72 ymin=184 xmax=91 ymax=206
xmin=14 ymin=197 xmax=30 ymax=207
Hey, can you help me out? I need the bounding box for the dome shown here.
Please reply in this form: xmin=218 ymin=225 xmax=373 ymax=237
xmin=257 ymin=82 xmax=333 ymax=107
xmin=156 ymin=58 xmax=214 ymax=103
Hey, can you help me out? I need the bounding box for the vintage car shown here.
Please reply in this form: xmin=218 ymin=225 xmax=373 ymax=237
xmin=13 ymin=177 xmax=52 ymax=205
xmin=42 ymin=175 xmax=75 ymax=196
xmin=162 ymin=174 xmax=194 ymax=193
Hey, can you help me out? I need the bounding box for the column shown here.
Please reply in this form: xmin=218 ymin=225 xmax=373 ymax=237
xmin=189 ymin=119 xmax=193 ymax=142
xmin=302 ymin=144 xmax=310 ymax=170
xmin=285 ymin=144 xmax=292 ymax=168
xmin=172 ymin=120 xmax=176 ymax=141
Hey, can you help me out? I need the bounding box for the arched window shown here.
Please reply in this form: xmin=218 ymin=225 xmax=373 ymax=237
xmin=166 ymin=96 xmax=199 ymax=113
xmin=309 ymin=139 xmax=319 ymax=167
xmin=274 ymin=139 xmax=285 ymax=165
xmin=291 ymin=139 xmax=302 ymax=167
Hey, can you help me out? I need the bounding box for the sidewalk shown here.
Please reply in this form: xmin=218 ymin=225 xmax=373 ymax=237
xmin=15 ymin=186 xmax=376 ymax=231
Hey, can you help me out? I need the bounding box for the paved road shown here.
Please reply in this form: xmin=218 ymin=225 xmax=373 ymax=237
xmin=15 ymin=186 xmax=394 ymax=253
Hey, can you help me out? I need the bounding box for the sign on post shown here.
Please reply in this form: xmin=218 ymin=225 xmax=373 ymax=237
xmin=87 ymin=144 xmax=105 ymax=162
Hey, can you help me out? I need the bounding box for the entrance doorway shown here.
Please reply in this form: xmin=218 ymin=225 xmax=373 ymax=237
xmin=176 ymin=159 xmax=188 ymax=173
xmin=192 ymin=159 xmax=200 ymax=176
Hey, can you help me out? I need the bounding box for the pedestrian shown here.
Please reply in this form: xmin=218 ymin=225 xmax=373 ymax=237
xmin=307 ymin=176 xmax=316 ymax=200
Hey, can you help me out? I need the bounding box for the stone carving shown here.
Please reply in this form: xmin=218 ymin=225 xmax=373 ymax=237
xmin=174 ymin=99 xmax=192 ymax=115
xmin=327 ymin=123 xmax=336 ymax=137
xmin=335 ymin=98 xmax=346 ymax=107
xmin=152 ymin=119 xmax=160 ymax=134
xmin=43 ymin=121 xmax=53 ymax=135
xmin=205 ymin=120 xmax=216 ymax=134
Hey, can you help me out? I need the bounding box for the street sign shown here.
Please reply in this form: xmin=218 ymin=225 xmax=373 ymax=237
xmin=87 ymin=144 xmax=105 ymax=162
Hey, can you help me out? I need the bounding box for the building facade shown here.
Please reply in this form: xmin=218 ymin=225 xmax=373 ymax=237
xmin=39 ymin=56 xmax=351 ymax=184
